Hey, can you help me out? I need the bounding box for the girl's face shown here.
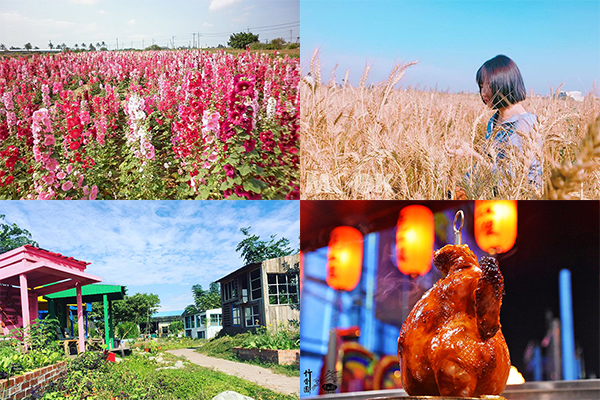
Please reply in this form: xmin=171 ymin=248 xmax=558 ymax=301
xmin=479 ymin=80 xmax=493 ymax=108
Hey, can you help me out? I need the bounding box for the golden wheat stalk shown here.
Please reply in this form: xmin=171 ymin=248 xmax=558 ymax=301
xmin=544 ymin=114 xmax=600 ymax=199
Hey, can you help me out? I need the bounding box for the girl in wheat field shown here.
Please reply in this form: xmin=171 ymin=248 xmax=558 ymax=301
xmin=476 ymin=54 xmax=542 ymax=188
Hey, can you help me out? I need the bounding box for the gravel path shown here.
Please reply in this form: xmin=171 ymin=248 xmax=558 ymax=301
xmin=166 ymin=348 xmax=299 ymax=396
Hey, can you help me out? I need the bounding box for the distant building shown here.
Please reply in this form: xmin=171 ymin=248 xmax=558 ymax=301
xmin=217 ymin=254 xmax=300 ymax=335
xmin=151 ymin=310 xmax=184 ymax=337
xmin=558 ymin=91 xmax=584 ymax=102
xmin=183 ymin=308 xmax=223 ymax=339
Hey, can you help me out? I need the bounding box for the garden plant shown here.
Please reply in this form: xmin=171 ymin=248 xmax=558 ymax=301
xmin=0 ymin=50 xmax=299 ymax=199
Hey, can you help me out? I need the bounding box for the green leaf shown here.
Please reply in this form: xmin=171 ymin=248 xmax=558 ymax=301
xmin=225 ymin=194 xmax=245 ymax=200
xmin=220 ymin=180 xmax=233 ymax=191
xmin=196 ymin=186 xmax=210 ymax=199
xmin=239 ymin=164 xmax=252 ymax=177
xmin=243 ymin=178 xmax=268 ymax=194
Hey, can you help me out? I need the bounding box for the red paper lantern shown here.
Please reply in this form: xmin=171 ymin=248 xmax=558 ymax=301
xmin=474 ymin=200 xmax=517 ymax=255
xmin=396 ymin=205 xmax=435 ymax=277
xmin=326 ymin=226 xmax=363 ymax=291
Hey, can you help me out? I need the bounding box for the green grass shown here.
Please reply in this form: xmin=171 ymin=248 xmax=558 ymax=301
xmin=40 ymin=351 xmax=297 ymax=400
xmin=156 ymin=337 xmax=206 ymax=351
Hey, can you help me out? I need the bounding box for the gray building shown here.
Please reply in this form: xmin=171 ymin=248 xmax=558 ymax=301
xmin=217 ymin=254 xmax=300 ymax=335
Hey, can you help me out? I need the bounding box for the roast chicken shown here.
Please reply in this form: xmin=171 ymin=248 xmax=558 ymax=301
xmin=398 ymin=244 xmax=510 ymax=397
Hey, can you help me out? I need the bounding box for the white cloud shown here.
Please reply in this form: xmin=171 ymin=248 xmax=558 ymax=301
xmin=69 ymin=0 xmax=98 ymax=4
xmin=97 ymin=9 xmax=109 ymax=15
xmin=209 ymin=0 xmax=242 ymax=11
xmin=202 ymin=22 xmax=214 ymax=27
xmin=0 ymin=201 xmax=299 ymax=290
xmin=128 ymin=19 xmax=136 ymax=25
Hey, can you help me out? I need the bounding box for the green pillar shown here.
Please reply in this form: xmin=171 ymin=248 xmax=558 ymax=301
xmin=48 ymin=299 xmax=56 ymax=320
xmin=109 ymin=300 xmax=114 ymax=349
xmin=103 ymin=294 xmax=110 ymax=350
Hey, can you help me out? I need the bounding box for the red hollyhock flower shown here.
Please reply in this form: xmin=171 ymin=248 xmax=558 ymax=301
xmin=223 ymin=164 xmax=235 ymax=178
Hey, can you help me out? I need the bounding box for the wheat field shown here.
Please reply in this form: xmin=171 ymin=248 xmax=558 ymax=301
xmin=301 ymin=53 xmax=600 ymax=200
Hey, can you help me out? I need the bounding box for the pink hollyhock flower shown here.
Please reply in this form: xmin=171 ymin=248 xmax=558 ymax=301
xmin=205 ymin=135 xmax=214 ymax=144
xmin=61 ymin=181 xmax=73 ymax=191
xmin=6 ymin=112 xmax=16 ymax=128
xmin=208 ymin=152 xmax=218 ymax=162
xmin=202 ymin=161 xmax=210 ymax=169
xmin=37 ymin=191 xmax=51 ymax=200
xmin=57 ymin=171 xmax=66 ymax=180
xmin=146 ymin=146 xmax=155 ymax=160
xmin=44 ymin=135 xmax=55 ymax=147
xmin=67 ymin=164 xmax=73 ymax=174
xmin=90 ymin=185 xmax=98 ymax=200
xmin=46 ymin=158 xmax=58 ymax=172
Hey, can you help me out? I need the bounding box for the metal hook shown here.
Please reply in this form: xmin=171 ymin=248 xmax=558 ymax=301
xmin=453 ymin=210 xmax=464 ymax=245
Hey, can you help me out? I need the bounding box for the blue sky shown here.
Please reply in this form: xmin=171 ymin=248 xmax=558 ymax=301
xmin=301 ymin=0 xmax=600 ymax=95
xmin=1 ymin=201 xmax=299 ymax=312
xmin=0 ymin=0 xmax=299 ymax=49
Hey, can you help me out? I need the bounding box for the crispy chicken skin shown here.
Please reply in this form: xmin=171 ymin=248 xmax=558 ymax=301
xmin=398 ymin=244 xmax=510 ymax=397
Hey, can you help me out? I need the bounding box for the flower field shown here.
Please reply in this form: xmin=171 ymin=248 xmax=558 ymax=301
xmin=0 ymin=50 xmax=299 ymax=199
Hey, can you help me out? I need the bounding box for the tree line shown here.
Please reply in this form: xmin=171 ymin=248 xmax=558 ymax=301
xmin=1 ymin=31 xmax=299 ymax=52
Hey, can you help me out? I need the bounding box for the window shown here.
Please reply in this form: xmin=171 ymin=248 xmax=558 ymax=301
xmin=197 ymin=315 xmax=206 ymax=327
xmin=250 ymin=269 xmax=262 ymax=300
xmin=245 ymin=305 xmax=260 ymax=327
xmin=241 ymin=275 xmax=249 ymax=302
xmin=223 ymin=280 xmax=236 ymax=301
xmin=268 ymin=273 xmax=299 ymax=305
xmin=185 ymin=329 xmax=191 ymax=337
xmin=232 ymin=306 xmax=241 ymax=326
xmin=198 ymin=331 xmax=205 ymax=339
xmin=184 ymin=315 xmax=195 ymax=329
xmin=211 ymin=314 xmax=222 ymax=326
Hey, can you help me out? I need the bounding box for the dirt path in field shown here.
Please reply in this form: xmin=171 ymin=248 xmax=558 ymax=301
xmin=166 ymin=348 xmax=298 ymax=396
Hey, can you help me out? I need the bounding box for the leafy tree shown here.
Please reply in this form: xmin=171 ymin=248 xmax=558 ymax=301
xmin=0 ymin=214 xmax=39 ymax=254
xmin=74 ymin=44 xmax=79 ymax=50
xmin=186 ymin=282 xmax=220 ymax=314
xmin=90 ymin=291 xmax=160 ymax=335
xmin=48 ymin=41 xmax=53 ymax=50
xmin=268 ymin=37 xmax=286 ymax=50
xmin=88 ymin=43 xmax=96 ymax=51
xmin=228 ymin=32 xmax=259 ymax=49
xmin=81 ymin=43 xmax=86 ymax=49
xmin=24 ymin=42 xmax=32 ymax=51
xmin=0 ymin=43 xmax=5 ymax=51
xmin=169 ymin=320 xmax=184 ymax=336
xmin=235 ymin=226 xmax=295 ymax=264
xmin=145 ymin=44 xmax=162 ymax=51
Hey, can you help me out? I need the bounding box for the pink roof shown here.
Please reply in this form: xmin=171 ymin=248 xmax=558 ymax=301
xmin=0 ymin=245 xmax=101 ymax=296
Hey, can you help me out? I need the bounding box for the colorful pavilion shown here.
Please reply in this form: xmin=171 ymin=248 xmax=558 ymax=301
xmin=44 ymin=284 xmax=125 ymax=350
xmin=0 ymin=245 xmax=101 ymax=352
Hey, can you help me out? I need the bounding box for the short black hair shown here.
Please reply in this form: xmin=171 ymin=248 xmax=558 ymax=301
xmin=476 ymin=55 xmax=526 ymax=109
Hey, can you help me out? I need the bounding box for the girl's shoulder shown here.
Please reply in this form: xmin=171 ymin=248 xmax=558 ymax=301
xmin=512 ymin=112 xmax=538 ymax=132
